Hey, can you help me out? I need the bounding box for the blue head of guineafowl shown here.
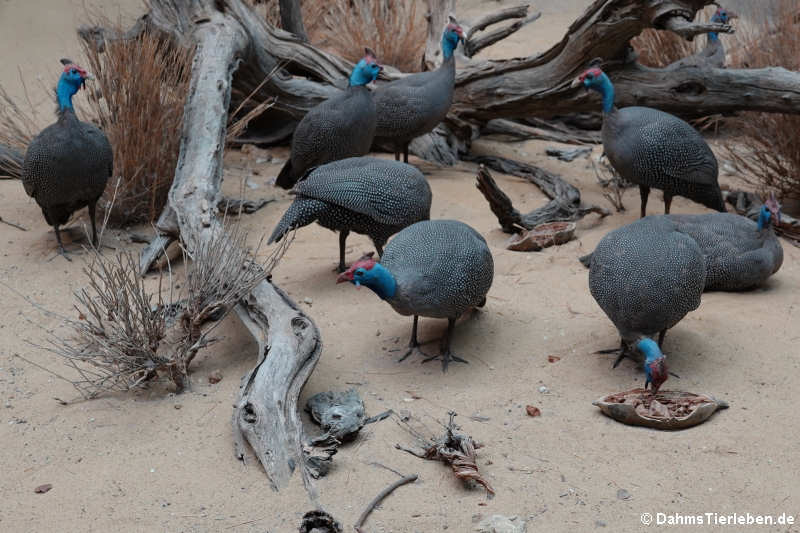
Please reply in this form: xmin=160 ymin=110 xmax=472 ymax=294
xmin=709 ymin=6 xmax=737 ymax=42
xmin=758 ymin=193 xmax=782 ymax=231
xmin=349 ymin=49 xmax=383 ymax=87
xmin=337 ymin=255 xmax=397 ymax=300
xmin=573 ymin=67 xmax=615 ymax=113
xmin=638 ymin=338 xmax=668 ymax=393
xmin=441 ymin=18 xmax=465 ymax=59
xmin=57 ymin=63 xmax=90 ymax=111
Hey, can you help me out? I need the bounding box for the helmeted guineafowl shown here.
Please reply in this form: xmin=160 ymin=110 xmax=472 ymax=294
xmin=572 ymin=67 xmax=725 ymax=217
xmin=667 ymin=194 xmax=783 ymax=291
xmin=0 ymin=143 xmax=23 ymax=179
xmin=22 ymin=62 xmax=113 ymax=257
xmin=275 ymin=50 xmax=382 ymax=190
xmin=587 ymin=216 xmax=707 ymax=392
xmin=665 ymin=7 xmax=737 ymax=70
xmin=372 ymin=18 xmax=464 ymax=163
xmin=269 ymin=157 xmax=432 ymax=272
xmin=337 ymin=219 xmax=493 ymax=371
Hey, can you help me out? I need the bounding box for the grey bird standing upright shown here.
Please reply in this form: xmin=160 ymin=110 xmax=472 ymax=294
xmin=666 ymin=7 xmax=738 ymax=70
xmin=586 ymin=216 xmax=707 ymax=392
xmin=337 ymin=220 xmax=494 ymax=371
xmin=372 ymin=17 xmax=464 ymax=163
xmin=572 ymin=67 xmax=725 ymax=217
xmin=268 ymin=157 xmax=432 ymax=272
xmin=22 ymin=61 xmax=112 ymax=257
xmin=275 ymin=50 xmax=382 ymax=190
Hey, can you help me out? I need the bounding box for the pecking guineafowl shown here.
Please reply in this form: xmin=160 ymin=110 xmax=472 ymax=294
xmin=587 ymin=216 xmax=707 ymax=392
xmin=22 ymin=61 xmax=113 ymax=257
xmin=372 ymin=17 xmax=464 ymax=163
xmin=572 ymin=67 xmax=725 ymax=218
xmin=337 ymin=220 xmax=493 ymax=371
xmin=275 ymin=49 xmax=382 ymax=190
xmin=268 ymin=157 xmax=432 ymax=272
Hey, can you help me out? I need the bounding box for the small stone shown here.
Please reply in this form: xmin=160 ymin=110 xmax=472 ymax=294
xmin=208 ymin=371 xmax=223 ymax=384
xmin=596 ymin=520 xmax=607 ymax=527
xmin=538 ymin=386 xmax=549 ymax=394
xmin=475 ymin=514 xmax=526 ymax=533
xmin=304 ymin=297 xmax=313 ymax=305
xmin=616 ymin=488 xmax=631 ymax=500
xmin=34 ymin=484 xmax=52 ymax=494
xmin=174 ymin=404 xmax=182 ymax=410
xmin=525 ymin=405 xmax=541 ymax=417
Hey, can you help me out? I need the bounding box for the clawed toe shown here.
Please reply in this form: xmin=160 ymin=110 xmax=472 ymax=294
xmin=397 ymin=345 xmax=427 ymax=363
xmin=421 ymin=351 xmax=468 ymax=372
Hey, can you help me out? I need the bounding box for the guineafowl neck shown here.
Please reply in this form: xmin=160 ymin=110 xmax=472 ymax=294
xmin=56 ymin=80 xmax=77 ymax=112
xmin=708 ymin=31 xmax=719 ymax=42
xmin=362 ymin=263 xmax=397 ymax=300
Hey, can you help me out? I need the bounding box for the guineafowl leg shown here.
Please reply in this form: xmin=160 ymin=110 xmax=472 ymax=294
xmin=663 ymin=193 xmax=673 ymax=215
xmin=658 ymin=329 xmax=666 ymax=348
xmin=337 ymin=230 xmax=350 ymax=273
xmin=403 ymin=144 xmax=409 ymax=164
xmin=398 ymin=315 xmax=426 ymax=362
xmin=595 ymin=340 xmax=628 ymax=368
xmin=394 ymin=142 xmax=401 ymax=161
xmin=53 ymin=226 xmax=72 ymax=262
xmin=639 ymin=185 xmax=650 ymax=218
xmin=422 ymin=318 xmax=469 ymax=372
xmin=88 ymin=201 xmax=99 ymax=247
xmin=375 ymin=242 xmax=384 ymax=257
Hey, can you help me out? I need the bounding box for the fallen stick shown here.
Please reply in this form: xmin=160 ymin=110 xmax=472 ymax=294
xmin=354 ymin=474 xmax=418 ymax=533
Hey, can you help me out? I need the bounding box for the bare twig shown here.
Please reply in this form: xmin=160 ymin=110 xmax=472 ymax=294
xmin=354 ymin=474 xmax=418 ymax=533
xmin=0 ymin=216 xmax=27 ymax=231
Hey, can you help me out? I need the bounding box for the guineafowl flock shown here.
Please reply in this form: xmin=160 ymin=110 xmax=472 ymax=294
xmin=11 ymin=5 xmax=785 ymax=395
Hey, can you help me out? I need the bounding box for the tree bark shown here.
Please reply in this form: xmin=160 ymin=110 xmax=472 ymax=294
xmin=278 ymin=0 xmax=308 ymax=42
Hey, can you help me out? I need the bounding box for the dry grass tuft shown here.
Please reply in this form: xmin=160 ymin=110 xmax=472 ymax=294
xmin=81 ymin=27 xmax=193 ymax=225
xmin=723 ymin=0 xmax=800 ymax=205
xmin=252 ymin=0 xmax=427 ymax=72
xmin=18 ymin=223 xmax=294 ymax=399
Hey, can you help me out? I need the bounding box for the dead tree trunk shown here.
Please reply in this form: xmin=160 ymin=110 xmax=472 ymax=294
xmin=278 ymin=0 xmax=308 ymax=42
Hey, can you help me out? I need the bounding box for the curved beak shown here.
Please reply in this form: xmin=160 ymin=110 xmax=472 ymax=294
xmin=336 ymin=271 xmax=353 ymax=284
xmin=570 ymin=77 xmax=583 ymax=89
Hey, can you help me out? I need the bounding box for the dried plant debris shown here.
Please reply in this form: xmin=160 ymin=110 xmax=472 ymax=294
xmin=545 ymin=147 xmax=591 ymax=162
xmin=303 ymin=434 xmax=339 ymax=479
xmin=299 ymin=510 xmax=343 ymax=533
xmin=476 ymin=514 xmax=527 ymax=533
xmin=396 ymin=411 xmax=494 ymax=495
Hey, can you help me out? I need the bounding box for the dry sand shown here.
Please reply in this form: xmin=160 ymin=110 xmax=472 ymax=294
xmin=1 ymin=1 xmax=799 ymax=532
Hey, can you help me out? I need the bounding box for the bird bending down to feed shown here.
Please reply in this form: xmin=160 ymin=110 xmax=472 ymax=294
xmin=268 ymin=157 xmax=432 ymax=272
xmin=22 ymin=60 xmax=113 ymax=258
xmin=586 ymin=216 xmax=707 ymax=392
xmin=337 ymin=220 xmax=494 ymax=371
xmin=667 ymin=193 xmax=783 ymax=291
xmin=666 ymin=6 xmax=738 ymax=70
xmin=572 ymin=67 xmax=725 ymax=217
xmin=275 ymin=49 xmax=382 ymax=190
xmin=372 ymin=17 xmax=464 ymax=163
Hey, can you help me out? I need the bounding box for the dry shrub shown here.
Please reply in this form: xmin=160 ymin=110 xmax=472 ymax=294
xmin=723 ymin=0 xmax=800 ymax=204
xmin=80 ymin=28 xmax=193 ymax=225
xmin=252 ymin=0 xmax=426 ymax=72
xmin=20 ymin=222 xmax=293 ymax=399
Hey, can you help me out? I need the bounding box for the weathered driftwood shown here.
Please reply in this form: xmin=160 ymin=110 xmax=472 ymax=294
xmin=470 ymin=156 xmax=609 ymax=233
xmin=105 ymin=0 xmax=323 ymax=492
xmin=463 ymin=5 xmax=541 ymax=58
xmin=278 ymin=0 xmax=308 ymax=42
xmin=482 ymin=118 xmax=600 ymax=145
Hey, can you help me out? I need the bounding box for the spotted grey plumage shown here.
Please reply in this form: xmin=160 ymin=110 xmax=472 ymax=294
xmin=269 ymin=157 xmax=432 ymax=271
xmin=0 ymin=143 xmax=23 ymax=179
xmin=573 ymin=68 xmax=725 ymax=217
xmin=275 ymin=52 xmax=381 ymax=190
xmin=667 ymin=211 xmax=783 ymax=291
xmin=372 ymin=20 xmax=464 ymax=163
xmin=588 ymin=216 xmax=706 ymax=358
xmin=338 ymin=219 xmax=493 ymax=371
xmin=22 ymin=62 xmax=112 ymax=255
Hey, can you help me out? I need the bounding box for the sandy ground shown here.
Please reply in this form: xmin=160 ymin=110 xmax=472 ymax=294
xmin=2 ymin=1 xmax=800 ymax=532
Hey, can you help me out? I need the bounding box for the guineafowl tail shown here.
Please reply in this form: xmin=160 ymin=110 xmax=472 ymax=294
xmin=268 ymin=198 xmax=327 ymax=244
xmin=275 ymin=159 xmax=296 ymax=190
xmin=0 ymin=143 xmax=23 ymax=179
xmin=701 ymin=186 xmax=727 ymax=213
xmin=578 ymin=253 xmax=593 ymax=268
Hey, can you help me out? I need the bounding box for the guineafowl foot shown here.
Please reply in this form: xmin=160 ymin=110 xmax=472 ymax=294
xmin=398 ymin=345 xmax=429 ymax=363
xmin=398 ymin=316 xmax=426 ymax=362
xmin=421 ymin=351 xmax=468 ymax=372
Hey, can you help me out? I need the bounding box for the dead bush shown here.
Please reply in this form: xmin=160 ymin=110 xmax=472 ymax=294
xmin=252 ymin=0 xmax=426 ymax=72
xmin=632 ymin=6 xmax=715 ymax=67
xmin=80 ymin=28 xmax=193 ymax=225
xmin=724 ymin=0 xmax=800 ymax=206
